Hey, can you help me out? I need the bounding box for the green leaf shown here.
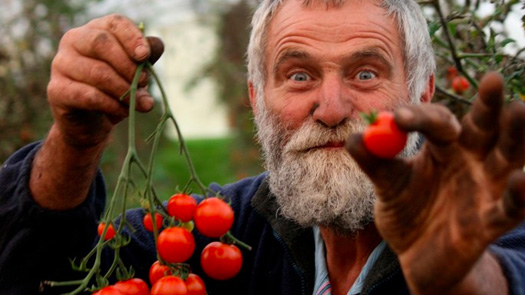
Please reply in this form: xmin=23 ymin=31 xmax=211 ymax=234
xmin=500 ymin=38 xmax=516 ymax=47
xmin=448 ymin=22 xmax=457 ymax=37
xmin=428 ymin=21 xmax=440 ymax=37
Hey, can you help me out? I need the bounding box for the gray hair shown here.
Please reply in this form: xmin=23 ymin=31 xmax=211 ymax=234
xmin=246 ymin=0 xmax=435 ymax=107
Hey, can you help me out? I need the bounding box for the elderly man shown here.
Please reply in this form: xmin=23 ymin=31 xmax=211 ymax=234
xmin=1 ymin=0 xmax=524 ymax=294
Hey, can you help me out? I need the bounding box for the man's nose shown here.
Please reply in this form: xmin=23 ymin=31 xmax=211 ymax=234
xmin=311 ymin=75 xmax=351 ymax=128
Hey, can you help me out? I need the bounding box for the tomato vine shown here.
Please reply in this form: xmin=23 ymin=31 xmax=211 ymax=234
xmin=43 ymin=27 xmax=250 ymax=293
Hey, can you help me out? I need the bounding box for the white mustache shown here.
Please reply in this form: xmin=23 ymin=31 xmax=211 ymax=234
xmin=283 ymin=120 xmax=366 ymax=154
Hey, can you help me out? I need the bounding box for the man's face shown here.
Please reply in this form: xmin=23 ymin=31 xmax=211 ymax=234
xmin=254 ymin=0 xmax=418 ymax=234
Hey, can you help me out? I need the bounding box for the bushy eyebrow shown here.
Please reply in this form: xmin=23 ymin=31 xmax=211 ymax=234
xmin=273 ymin=50 xmax=312 ymax=75
xmin=272 ymin=47 xmax=394 ymax=77
xmin=342 ymin=48 xmax=393 ymax=76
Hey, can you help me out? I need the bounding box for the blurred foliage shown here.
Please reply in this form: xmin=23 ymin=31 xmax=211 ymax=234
xmin=422 ymin=0 xmax=524 ymax=117
xmin=0 ymin=0 xmax=102 ymax=163
xmin=190 ymin=0 xmax=264 ymax=179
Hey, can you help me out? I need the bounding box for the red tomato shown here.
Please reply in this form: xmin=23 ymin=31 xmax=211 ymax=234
xmin=149 ymin=261 xmax=172 ymax=286
xmin=151 ymin=276 xmax=188 ymax=295
xmin=143 ymin=212 xmax=163 ymax=232
xmin=167 ymin=193 xmax=197 ymax=222
xmin=452 ymin=76 xmax=470 ymax=94
xmin=185 ymin=273 xmax=206 ymax=295
xmin=97 ymin=222 xmax=116 ymax=241
xmin=113 ymin=278 xmax=149 ymax=295
xmin=200 ymin=242 xmax=242 ymax=280
xmin=363 ymin=111 xmax=407 ymax=159
xmin=92 ymin=286 xmax=123 ymax=295
xmin=446 ymin=66 xmax=458 ymax=82
xmin=194 ymin=197 xmax=234 ymax=238
xmin=157 ymin=227 xmax=195 ymax=263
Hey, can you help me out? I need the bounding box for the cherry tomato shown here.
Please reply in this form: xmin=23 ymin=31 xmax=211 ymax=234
xmin=92 ymin=286 xmax=123 ymax=295
xmin=452 ymin=76 xmax=470 ymax=95
xmin=194 ymin=197 xmax=234 ymax=238
xmin=363 ymin=111 xmax=407 ymax=159
xmin=446 ymin=66 xmax=458 ymax=82
xmin=113 ymin=278 xmax=149 ymax=295
xmin=200 ymin=242 xmax=242 ymax=280
xmin=157 ymin=227 xmax=195 ymax=263
xmin=151 ymin=275 xmax=188 ymax=295
xmin=149 ymin=261 xmax=172 ymax=286
xmin=167 ymin=193 xmax=197 ymax=222
xmin=143 ymin=212 xmax=163 ymax=232
xmin=185 ymin=273 xmax=206 ymax=295
xmin=97 ymin=222 xmax=116 ymax=241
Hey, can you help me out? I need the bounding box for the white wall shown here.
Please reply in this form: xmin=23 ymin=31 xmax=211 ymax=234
xmin=149 ymin=17 xmax=231 ymax=139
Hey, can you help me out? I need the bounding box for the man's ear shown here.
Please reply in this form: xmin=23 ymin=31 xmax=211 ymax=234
xmin=421 ymin=74 xmax=435 ymax=103
xmin=248 ymin=81 xmax=258 ymax=116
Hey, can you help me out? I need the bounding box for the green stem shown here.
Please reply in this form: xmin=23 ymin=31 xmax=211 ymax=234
xmin=223 ymin=232 xmax=252 ymax=251
xmin=146 ymin=63 xmax=209 ymax=196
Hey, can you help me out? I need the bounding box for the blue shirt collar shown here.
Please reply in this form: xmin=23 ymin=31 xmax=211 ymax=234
xmin=313 ymin=226 xmax=387 ymax=295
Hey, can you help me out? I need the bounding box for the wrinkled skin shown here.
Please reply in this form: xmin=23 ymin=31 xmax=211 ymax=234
xmin=346 ymin=72 xmax=525 ymax=294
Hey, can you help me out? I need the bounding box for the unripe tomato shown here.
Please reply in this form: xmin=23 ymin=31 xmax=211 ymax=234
xmin=452 ymin=76 xmax=470 ymax=95
xmin=97 ymin=222 xmax=116 ymax=241
xmin=194 ymin=197 xmax=234 ymax=238
xmin=143 ymin=212 xmax=163 ymax=232
xmin=185 ymin=273 xmax=206 ymax=295
xmin=200 ymin=242 xmax=242 ymax=280
xmin=157 ymin=227 xmax=195 ymax=263
xmin=113 ymin=278 xmax=149 ymax=295
xmin=363 ymin=111 xmax=407 ymax=159
xmin=151 ymin=275 xmax=188 ymax=295
xmin=92 ymin=286 xmax=123 ymax=295
xmin=149 ymin=260 xmax=172 ymax=286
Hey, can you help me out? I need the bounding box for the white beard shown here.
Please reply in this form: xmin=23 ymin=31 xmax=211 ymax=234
xmin=254 ymin=100 xmax=419 ymax=235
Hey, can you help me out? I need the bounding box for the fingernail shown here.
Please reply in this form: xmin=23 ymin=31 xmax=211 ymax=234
xmin=134 ymin=44 xmax=148 ymax=60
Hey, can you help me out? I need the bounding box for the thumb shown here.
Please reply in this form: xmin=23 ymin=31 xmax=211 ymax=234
xmin=146 ymin=36 xmax=164 ymax=64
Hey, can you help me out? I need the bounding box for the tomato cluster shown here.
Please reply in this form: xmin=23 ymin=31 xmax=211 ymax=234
xmin=94 ymin=194 xmax=244 ymax=294
xmin=93 ymin=193 xmax=242 ymax=295
xmin=115 ymin=194 xmax=241 ymax=294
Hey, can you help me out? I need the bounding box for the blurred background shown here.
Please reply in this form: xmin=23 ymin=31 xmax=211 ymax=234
xmin=0 ymin=0 xmax=523 ymax=205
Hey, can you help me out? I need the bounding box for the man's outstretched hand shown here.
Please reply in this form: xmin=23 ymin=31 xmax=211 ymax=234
xmin=346 ymin=72 xmax=525 ymax=295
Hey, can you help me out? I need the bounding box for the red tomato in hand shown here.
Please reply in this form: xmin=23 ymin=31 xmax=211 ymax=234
xmin=363 ymin=111 xmax=407 ymax=159
xmin=157 ymin=227 xmax=195 ymax=263
xmin=185 ymin=273 xmax=206 ymax=295
xmin=452 ymin=76 xmax=470 ymax=95
xmin=143 ymin=212 xmax=163 ymax=232
xmin=113 ymin=278 xmax=149 ymax=295
xmin=200 ymin=242 xmax=242 ymax=280
xmin=151 ymin=276 xmax=188 ymax=295
xmin=167 ymin=193 xmax=197 ymax=222
xmin=97 ymin=222 xmax=116 ymax=241
xmin=92 ymin=286 xmax=123 ymax=295
xmin=194 ymin=197 xmax=234 ymax=238
xmin=149 ymin=260 xmax=172 ymax=286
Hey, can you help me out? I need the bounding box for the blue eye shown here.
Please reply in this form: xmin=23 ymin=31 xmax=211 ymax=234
xmin=357 ymin=70 xmax=376 ymax=80
xmin=290 ymin=72 xmax=310 ymax=82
